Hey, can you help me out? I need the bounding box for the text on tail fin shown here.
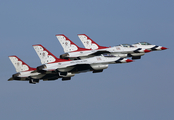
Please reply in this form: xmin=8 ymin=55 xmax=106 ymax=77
xmin=9 ymin=55 xmax=35 ymax=72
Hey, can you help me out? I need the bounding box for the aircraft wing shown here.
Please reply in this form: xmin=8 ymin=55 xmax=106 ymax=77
xmin=37 ymin=60 xmax=91 ymax=72
xmin=90 ymin=50 xmax=111 ymax=56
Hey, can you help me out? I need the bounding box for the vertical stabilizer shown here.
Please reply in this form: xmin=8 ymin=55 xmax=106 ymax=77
xmin=33 ymin=44 xmax=70 ymax=64
xmin=56 ymin=34 xmax=89 ymax=53
xmin=78 ymin=34 xmax=108 ymax=50
xmin=9 ymin=56 xmax=36 ymax=72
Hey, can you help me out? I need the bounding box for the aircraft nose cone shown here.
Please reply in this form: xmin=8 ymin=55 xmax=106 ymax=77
xmin=126 ymin=59 xmax=133 ymax=63
xmin=161 ymin=47 xmax=168 ymax=50
xmin=144 ymin=49 xmax=151 ymax=53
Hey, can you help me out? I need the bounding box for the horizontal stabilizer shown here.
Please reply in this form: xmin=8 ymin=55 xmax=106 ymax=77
xmin=8 ymin=77 xmax=13 ymax=81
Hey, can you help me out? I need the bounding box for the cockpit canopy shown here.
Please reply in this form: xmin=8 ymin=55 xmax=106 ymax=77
xmin=117 ymin=44 xmax=134 ymax=48
xmin=135 ymin=42 xmax=151 ymax=45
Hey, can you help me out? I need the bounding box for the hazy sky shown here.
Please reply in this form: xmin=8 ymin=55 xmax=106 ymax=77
xmin=0 ymin=0 xmax=173 ymax=120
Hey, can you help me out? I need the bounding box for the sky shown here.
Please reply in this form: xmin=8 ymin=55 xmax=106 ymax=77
xmin=0 ymin=0 xmax=174 ymax=120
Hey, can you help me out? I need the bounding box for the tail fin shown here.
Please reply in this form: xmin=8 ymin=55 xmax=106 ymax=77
xmin=9 ymin=55 xmax=36 ymax=72
xmin=33 ymin=44 xmax=70 ymax=64
xmin=78 ymin=34 xmax=108 ymax=50
xmin=55 ymin=34 xmax=89 ymax=53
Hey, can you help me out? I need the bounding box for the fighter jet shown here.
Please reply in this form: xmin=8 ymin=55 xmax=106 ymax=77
xmin=8 ymin=55 xmax=61 ymax=84
xmin=33 ymin=44 xmax=133 ymax=78
xmin=78 ymin=34 xmax=151 ymax=60
xmin=56 ymin=34 xmax=150 ymax=60
xmin=132 ymin=42 xmax=168 ymax=51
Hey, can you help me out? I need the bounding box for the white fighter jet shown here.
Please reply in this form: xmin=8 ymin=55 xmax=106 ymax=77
xmin=33 ymin=44 xmax=133 ymax=79
xmin=132 ymin=42 xmax=168 ymax=51
xmin=77 ymin=34 xmax=151 ymax=60
xmin=56 ymin=34 xmax=150 ymax=60
xmin=8 ymin=55 xmax=61 ymax=84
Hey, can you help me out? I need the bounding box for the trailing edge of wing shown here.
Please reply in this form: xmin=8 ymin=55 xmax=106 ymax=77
xmin=90 ymin=50 xmax=111 ymax=56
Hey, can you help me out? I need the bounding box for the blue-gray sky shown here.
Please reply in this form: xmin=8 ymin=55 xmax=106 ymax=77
xmin=0 ymin=0 xmax=173 ymax=120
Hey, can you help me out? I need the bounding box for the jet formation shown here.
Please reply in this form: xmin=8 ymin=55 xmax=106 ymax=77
xmin=8 ymin=34 xmax=167 ymax=84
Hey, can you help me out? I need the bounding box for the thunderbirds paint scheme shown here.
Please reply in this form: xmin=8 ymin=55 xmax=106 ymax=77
xmin=8 ymin=34 xmax=167 ymax=84
xmin=8 ymin=56 xmax=60 ymax=84
xmin=78 ymin=34 xmax=167 ymax=59
xmin=78 ymin=34 xmax=152 ymax=60
xmin=132 ymin=42 xmax=167 ymax=51
xmin=56 ymin=34 xmax=150 ymax=60
xmin=33 ymin=44 xmax=132 ymax=79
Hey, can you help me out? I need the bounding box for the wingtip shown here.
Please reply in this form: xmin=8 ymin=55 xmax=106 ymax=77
xmin=126 ymin=59 xmax=133 ymax=63
xmin=144 ymin=49 xmax=151 ymax=53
